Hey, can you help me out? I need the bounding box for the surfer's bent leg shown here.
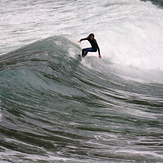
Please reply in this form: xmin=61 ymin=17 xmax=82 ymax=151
xmin=82 ymin=48 xmax=88 ymax=58
xmin=82 ymin=48 xmax=97 ymax=58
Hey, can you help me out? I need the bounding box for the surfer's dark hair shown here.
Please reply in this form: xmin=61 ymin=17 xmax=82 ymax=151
xmin=89 ymin=33 xmax=94 ymax=37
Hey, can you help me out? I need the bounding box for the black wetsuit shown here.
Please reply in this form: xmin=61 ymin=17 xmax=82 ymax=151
xmin=80 ymin=37 xmax=101 ymax=58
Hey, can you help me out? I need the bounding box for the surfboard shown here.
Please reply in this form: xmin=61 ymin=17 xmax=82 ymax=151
xmin=78 ymin=55 xmax=82 ymax=61
xmin=75 ymin=54 xmax=82 ymax=61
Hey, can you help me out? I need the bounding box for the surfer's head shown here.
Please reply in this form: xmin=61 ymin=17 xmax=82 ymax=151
xmin=89 ymin=33 xmax=94 ymax=40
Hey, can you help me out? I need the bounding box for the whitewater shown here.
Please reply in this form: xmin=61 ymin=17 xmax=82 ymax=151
xmin=0 ymin=0 xmax=163 ymax=162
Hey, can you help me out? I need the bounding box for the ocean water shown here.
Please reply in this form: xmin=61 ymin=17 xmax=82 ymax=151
xmin=0 ymin=0 xmax=163 ymax=162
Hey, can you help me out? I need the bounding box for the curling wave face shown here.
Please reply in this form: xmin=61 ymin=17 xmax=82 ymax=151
xmin=0 ymin=36 xmax=163 ymax=162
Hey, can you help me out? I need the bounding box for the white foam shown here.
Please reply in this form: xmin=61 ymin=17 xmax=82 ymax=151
xmin=0 ymin=149 xmax=88 ymax=163
xmin=98 ymin=2 xmax=163 ymax=71
xmin=116 ymin=149 xmax=163 ymax=159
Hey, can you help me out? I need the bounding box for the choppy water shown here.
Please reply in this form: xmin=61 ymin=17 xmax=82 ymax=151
xmin=0 ymin=0 xmax=163 ymax=162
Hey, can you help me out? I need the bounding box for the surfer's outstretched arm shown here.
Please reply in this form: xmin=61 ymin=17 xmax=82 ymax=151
xmin=78 ymin=37 xmax=88 ymax=43
xmin=97 ymin=44 xmax=102 ymax=59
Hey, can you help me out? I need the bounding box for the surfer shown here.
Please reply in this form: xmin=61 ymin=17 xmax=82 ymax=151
xmin=78 ymin=33 xmax=102 ymax=59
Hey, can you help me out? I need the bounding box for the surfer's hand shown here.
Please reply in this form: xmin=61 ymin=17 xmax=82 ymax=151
xmin=78 ymin=41 xmax=81 ymax=43
xmin=99 ymin=55 xmax=102 ymax=59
